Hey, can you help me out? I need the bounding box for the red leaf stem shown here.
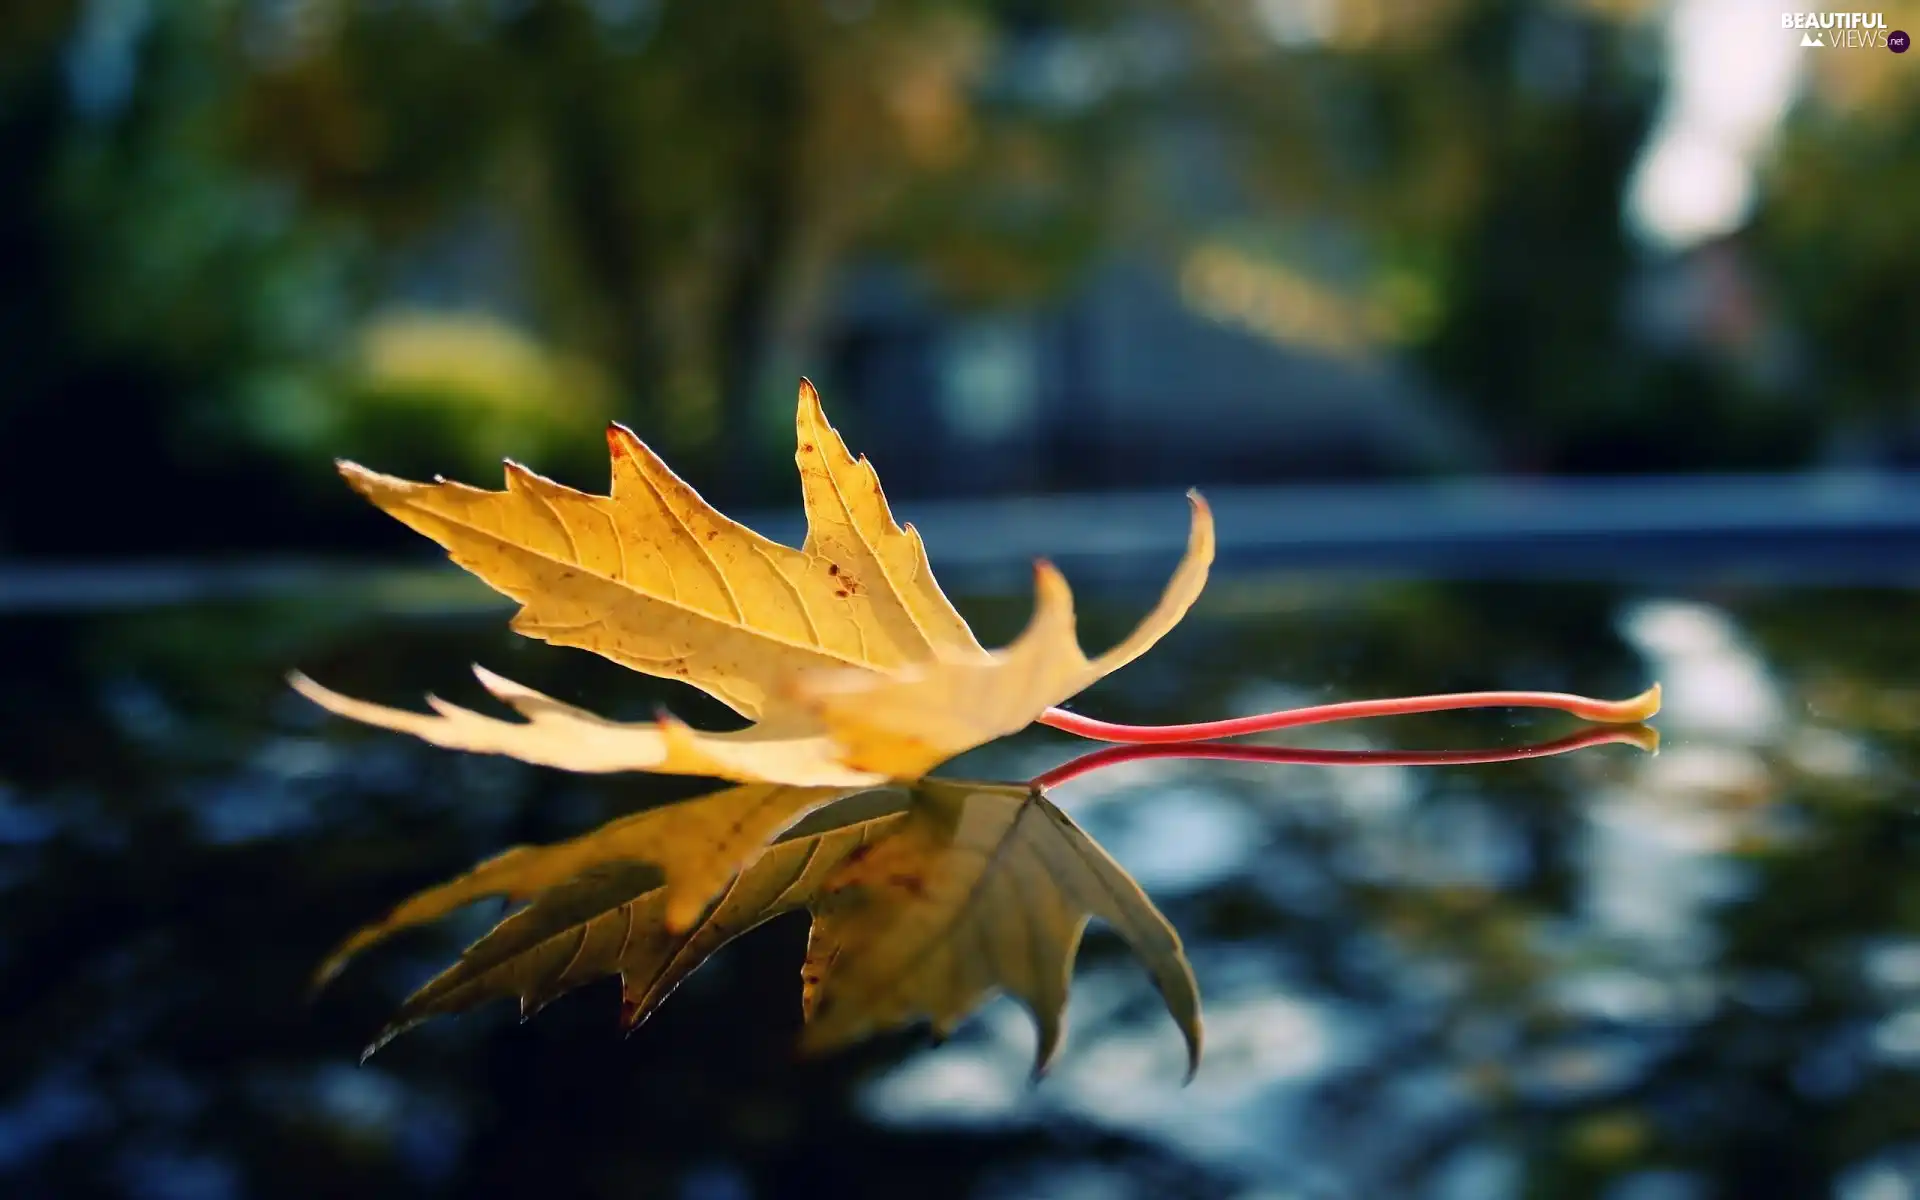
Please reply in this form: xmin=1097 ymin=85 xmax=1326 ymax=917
xmin=1029 ymin=723 xmax=1657 ymax=791
xmin=1037 ymin=685 xmax=1660 ymax=745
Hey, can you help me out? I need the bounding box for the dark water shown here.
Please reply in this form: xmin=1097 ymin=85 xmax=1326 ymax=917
xmin=3 ymin=569 xmax=1917 ymax=1200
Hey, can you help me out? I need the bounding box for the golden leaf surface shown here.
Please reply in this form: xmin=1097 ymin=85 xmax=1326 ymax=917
xmin=295 ymin=381 xmax=1214 ymax=786
xmin=789 ymin=498 xmax=1212 ymax=779
xmin=332 ymin=380 xmax=983 ymax=721
xmin=289 ymin=666 xmax=884 ymax=789
xmin=329 ymin=781 xmax=1201 ymax=1075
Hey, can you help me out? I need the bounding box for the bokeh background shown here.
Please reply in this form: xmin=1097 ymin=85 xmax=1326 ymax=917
xmin=5 ymin=3 xmax=1920 ymax=1199
xmin=4 ymin=0 xmax=1919 ymax=556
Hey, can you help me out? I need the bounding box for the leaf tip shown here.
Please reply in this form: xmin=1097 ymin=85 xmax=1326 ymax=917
xmin=359 ymin=1024 xmax=405 ymax=1064
xmin=1029 ymin=1017 xmax=1064 ymax=1083
xmin=794 ymin=378 xmax=830 ymax=448
xmin=618 ymin=995 xmax=647 ymax=1034
xmin=662 ymin=894 xmax=703 ymax=935
xmin=309 ymin=958 xmax=346 ymax=999
xmin=606 ymin=421 xmax=641 ymax=460
xmin=1176 ymin=1003 xmax=1204 ymax=1085
xmin=333 ymin=460 xmax=390 ymax=499
xmin=1178 ymin=1016 xmax=1204 ymax=1086
xmin=1026 ymin=560 xmax=1076 ymax=624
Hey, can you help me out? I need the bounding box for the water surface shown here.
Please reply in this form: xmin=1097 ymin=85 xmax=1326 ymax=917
xmin=2 ymin=568 xmax=1915 ymax=1199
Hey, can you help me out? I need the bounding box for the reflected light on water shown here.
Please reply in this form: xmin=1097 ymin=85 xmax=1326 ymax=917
xmin=1837 ymin=1154 xmax=1920 ymax=1200
xmin=1585 ymin=598 xmax=1787 ymax=962
xmin=1582 ymin=757 xmax=1753 ymax=956
xmin=863 ymin=970 xmax=1345 ymax=1179
xmin=1079 ymin=785 xmax=1264 ymax=893
xmin=5 ymin=575 xmax=1916 ymax=1196
xmin=1619 ymin=598 xmax=1783 ymax=737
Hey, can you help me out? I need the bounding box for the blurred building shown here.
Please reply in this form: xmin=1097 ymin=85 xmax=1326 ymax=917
xmin=830 ymin=258 xmax=1484 ymax=497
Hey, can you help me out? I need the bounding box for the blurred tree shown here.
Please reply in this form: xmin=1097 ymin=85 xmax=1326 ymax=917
xmin=3 ymin=0 xmax=1918 ymax=555
xmin=0 ymin=0 xmax=1124 ymax=553
xmin=1759 ymin=69 xmax=1920 ymax=464
xmin=227 ymin=0 xmax=1128 ymax=495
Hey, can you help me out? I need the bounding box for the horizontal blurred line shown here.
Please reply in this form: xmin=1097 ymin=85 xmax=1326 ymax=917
xmin=3 ymin=472 xmax=1919 ymax=611
xmin=777 ymin=468 xmax=1920 ymax=557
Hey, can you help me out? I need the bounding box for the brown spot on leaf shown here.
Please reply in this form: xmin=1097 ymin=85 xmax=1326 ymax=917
xmin=706 ymin=531 xmax=717 ymax=541
xmin=828 ymin=564 xmax=839 ymax=576
xmin=835 ymin=589 xmax=848 ymax=598
xmin=801 ymin=443 xmax=814 ymax=453
xmin=886 ymin=873 xmax=926 ymax=898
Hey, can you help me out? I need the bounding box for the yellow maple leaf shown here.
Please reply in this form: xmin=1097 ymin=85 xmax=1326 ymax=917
xmin=292 ymin=380 xmax=1214 ymax=787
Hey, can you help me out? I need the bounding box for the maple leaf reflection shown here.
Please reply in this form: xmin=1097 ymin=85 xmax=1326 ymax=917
xmin=317 ymin=725 xmax=1655 ymax=1075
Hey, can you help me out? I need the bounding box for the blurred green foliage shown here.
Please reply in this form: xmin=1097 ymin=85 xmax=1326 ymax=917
xmin=1 ymin=0 xmax=1916 ymax=556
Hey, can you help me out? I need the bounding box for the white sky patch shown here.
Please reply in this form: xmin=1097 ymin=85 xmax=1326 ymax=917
xmin=1625 ymin=0 xmax=1805 ymax=251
